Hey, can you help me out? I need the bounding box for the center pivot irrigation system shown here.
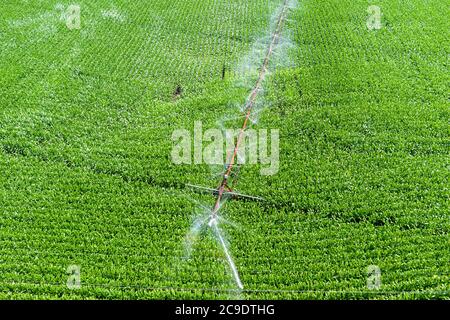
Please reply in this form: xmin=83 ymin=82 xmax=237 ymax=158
xmin=186 ymin=0 xmax=292 ymax=290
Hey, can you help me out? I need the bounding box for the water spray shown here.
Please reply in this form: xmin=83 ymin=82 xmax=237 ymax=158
xmin=186 ymin=0 xmax=293 ymax=291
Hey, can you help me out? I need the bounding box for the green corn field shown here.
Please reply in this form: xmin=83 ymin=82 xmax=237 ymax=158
xmin=0 ymin=0 xmax=448 ymax=299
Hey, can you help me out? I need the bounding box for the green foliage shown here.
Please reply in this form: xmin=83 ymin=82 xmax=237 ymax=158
xmin=0 ymin=0 xmax=448 ymax=299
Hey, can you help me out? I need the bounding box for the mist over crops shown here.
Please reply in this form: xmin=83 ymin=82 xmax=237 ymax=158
xmin=0 ymin=0 xmax=448 ymax=299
